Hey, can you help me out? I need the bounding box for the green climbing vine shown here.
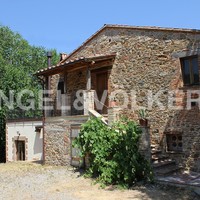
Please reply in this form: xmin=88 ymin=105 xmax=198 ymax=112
xmin=73 ymin=117 xmax=153 ymax=187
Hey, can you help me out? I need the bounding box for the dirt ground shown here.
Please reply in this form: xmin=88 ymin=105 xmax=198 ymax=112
xmin=0 ymin=162 xmax=199 ymax=200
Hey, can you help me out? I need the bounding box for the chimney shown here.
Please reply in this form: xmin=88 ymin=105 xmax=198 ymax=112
xmin=47 ymin=51 xmax=52 ymax=67
xmin=60 ymin=53 xmax=68 ymax=61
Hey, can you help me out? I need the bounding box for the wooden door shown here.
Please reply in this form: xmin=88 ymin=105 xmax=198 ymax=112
xmin=95 ymin=71 xmax=108 ymax=114
xmin=16 ymin=141 xmax=25 ymax=161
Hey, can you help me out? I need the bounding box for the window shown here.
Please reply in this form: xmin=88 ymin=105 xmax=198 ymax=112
xmin=166 ymin=134 xmax=183 ymax=152
xmin=191 ymin=102 xmax=197 ymax=107
xmin=181 ymin=56 xmax=199 ymax=85
xmin=57 ymin=81 xmax=65 ymax=94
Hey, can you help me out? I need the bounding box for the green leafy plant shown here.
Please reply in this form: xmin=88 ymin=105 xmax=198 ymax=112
xmin=73 ymin=117 xmax=153 ymax=187
xmin=138 ymin=108 xmax=148 ymax=119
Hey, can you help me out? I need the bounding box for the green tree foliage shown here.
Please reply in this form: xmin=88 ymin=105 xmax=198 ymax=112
xmin=0 ymin=25 xmax=60 ymax=162
xmin=73 ymin=117 xmax=153 ymax=187
xmin=0 ymin=25 xmax=59 ymax=116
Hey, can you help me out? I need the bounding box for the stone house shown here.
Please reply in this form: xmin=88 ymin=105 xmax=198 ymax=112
xmin=36 ymin=24 xmax=200 ymax=172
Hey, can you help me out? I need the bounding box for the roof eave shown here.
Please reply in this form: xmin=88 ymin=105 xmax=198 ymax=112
xmin=35 ymin=53 xmax=116 ymax=76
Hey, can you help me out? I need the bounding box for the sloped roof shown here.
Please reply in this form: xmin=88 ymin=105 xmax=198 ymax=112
xmin=36 ymin=24 xmax=200 ymax=76
xmin=60 ymin=24 xmax=200 ymax=64
xmin=35 ymin=53 xmax=116 ymax=76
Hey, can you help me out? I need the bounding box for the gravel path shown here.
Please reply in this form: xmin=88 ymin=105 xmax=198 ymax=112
xmin=0 ymin=162 xmax=199 ymax=200
xmin=0 ymin=162 xmax=78 ymax=200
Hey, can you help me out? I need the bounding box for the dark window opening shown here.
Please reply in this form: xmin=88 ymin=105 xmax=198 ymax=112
xmin=58 ymin=81 xmax=64 ymax=94
xmin=166 ymin=134 xmax=183 ymax=152
xmin=181 ymin=56 xmax=199 ymax=86
xmin=191 ymin=102 xmax=197 ymax=107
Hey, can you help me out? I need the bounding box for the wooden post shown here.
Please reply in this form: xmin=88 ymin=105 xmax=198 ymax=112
xmin=83 ymin=90 xmax=95 ymax=115
xmin=86 ymin=68 xmax=91 ymax=90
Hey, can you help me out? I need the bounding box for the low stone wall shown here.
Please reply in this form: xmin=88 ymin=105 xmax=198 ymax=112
xmin=163 ymin=107 xmax=200 ymax=172
xmin=44 ymin=116 xmax=88 ymax=166
xmin=44 ymin=118 xmax=70 ymax=165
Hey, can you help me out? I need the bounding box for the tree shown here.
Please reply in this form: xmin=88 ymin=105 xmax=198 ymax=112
xmin=0 ymin=25 xmax=60 ymax=162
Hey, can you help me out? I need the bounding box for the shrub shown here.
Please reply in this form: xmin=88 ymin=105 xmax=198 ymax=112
xmin=73 ymin=117 xmax=153 ymax=187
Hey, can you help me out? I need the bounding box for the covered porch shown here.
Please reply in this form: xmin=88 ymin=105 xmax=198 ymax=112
xmin=36 ymin=53 xmax=116 ymax=117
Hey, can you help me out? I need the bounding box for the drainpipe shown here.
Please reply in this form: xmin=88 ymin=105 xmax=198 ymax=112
xmin=37 ymin=51 xmax=52 ymax=164
xmin=42 ymin=52 xmax=52 ymax=163
xmin=36 ymin=76 xmax=46 ymax=164
xmin=35 ymin=52 xmax=53 ymax=163
xmin=42 ymin=82 xmax=45 ymax=164
xmin=47 ymin=51 xmax=52 ymax=93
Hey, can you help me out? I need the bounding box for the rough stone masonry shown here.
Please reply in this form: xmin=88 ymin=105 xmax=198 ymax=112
xmin=43 ymin=25 xmax=200 ymax=171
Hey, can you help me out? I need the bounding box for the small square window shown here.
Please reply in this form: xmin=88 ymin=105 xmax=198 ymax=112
xmin=181 ymin=56 xmax=199 ymax=86
xmin=191 ymin=102 xmax=197 ymax=107
xmin=166 ymin=134 xmax=183 ymax=152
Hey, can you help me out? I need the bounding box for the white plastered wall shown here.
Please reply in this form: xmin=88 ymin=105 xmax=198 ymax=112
xmin=7 ymin=120 xmax=43 ymax=161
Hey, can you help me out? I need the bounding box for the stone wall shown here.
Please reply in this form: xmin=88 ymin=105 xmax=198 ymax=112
xmin=44 ymin=116 xmax=88 ymax=166
xmin=45 ymin=27 xmax=200 ymax=171
xmin=164 ymin=107 xmax=200 ymax=172
xmin=62 ymin=27 xmax=200 ymax=172
xmin=67 ymin=70 xmax=87 ymax=116
xmin=44 ymin=118 xmax=70 ymax=165
xmin=50 ymin=69 xmax=104 ymax=116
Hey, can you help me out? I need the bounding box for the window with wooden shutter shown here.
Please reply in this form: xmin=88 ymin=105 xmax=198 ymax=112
xmin=181 ymin=56 xmax=199 ymax=86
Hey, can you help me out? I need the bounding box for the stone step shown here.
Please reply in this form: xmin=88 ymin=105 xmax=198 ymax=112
xmin=151 ymin=149 xmax=162 ymax=155
xmin=152 ymin=160 xmax=176 ymax=169
xmin=154 ymin=165 xmax=183 ymax=176
xmin=152 ymin=155 xmax=170 ymax=162
xmin=152 ymin=159 xmax=174 ymax=165
xmin=151 ymin=144 xmax=159 ymax=149
xmin=151 ymin=145 xmax=160 ymax=150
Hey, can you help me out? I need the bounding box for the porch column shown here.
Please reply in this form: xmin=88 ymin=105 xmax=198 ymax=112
xmin=83 ymin=90 xmax=95 ymax=115
xmin=86 ymin=68 xmax=91 ymax=90
xmin=84 ymin=68 xmax=94 ymax=115
xmin=107 ymin=107 xmax=121 ymax=126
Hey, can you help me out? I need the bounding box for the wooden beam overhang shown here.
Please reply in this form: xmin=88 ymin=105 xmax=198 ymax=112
xmin=35 ymin=53 xmax=116 ymax=77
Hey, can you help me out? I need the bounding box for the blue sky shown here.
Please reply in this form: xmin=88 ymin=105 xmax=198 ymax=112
xmin=0 ymin=0 xmax=200 ymax=53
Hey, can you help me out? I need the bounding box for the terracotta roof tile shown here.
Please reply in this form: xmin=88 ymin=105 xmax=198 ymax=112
xmin=35 ymin=53 xmax=116 ymax=76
